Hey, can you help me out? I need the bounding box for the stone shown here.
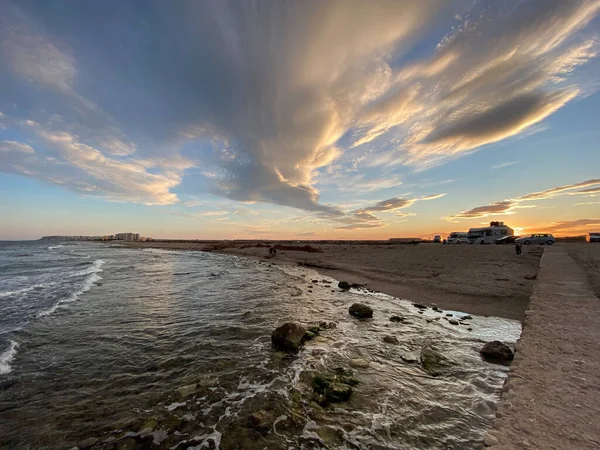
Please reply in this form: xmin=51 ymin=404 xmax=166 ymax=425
xmin=140 ymin=418 xmax=158 ymax=432
xmin=401 ymin=353 xmax=418 ymax=363
xmin=348 ymin=303 xmax=373 ymax=319
xmin=383 ymin=335 xmax=399 ymax=344
xmin=348 ymin=358 xmax=370 ymax=369
xmin=421 ymin=346 xmax=452 ymax=376
xmin=389 ymin=316 xmax=404 ymax=322
xmin=312 ymin=370 xmax=357 ymax=405
xmin=178 ymin=383 xmax=197 ymax=398
xmin=249 ymin=410 xmax=273 ymax=431
xmin=338 ymin=281 xmax=352 ymax=290
xmin=480 ymin=341 xmax=514 ymax=364
xmin=467 ymin=327 xmax=473 ymax=331
xmin=413 ymin=303 xmax=427 ymax=309
xmin=446 ymin=313 xmax=453 ymax=317
xmin=461 ymin=315 xmax=473 ymax=320
xmin=483 ymin=432 xmax=499 ymax=446
xmin=271 ymin=322 xmax=307 ymax=352
xmin=319 ymin=321 xmax=337 ymax=329
xmin=304 ymin=331 xmax=317 ymax=341
xmin=311 ymin=279 xmax=319 ymax=283
xmin=448 ymin=319 xmax=459 ymax=325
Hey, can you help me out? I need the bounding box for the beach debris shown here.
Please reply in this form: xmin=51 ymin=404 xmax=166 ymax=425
xmin=312 ymin=368 xmax=358 ymax=405
xmin=389 ymin=315 xmax=404 ymax=322
xmin=480 ymin=341 xmax=514 ymax=364
xmin=348 ymin=303 xmax=373 ymax=319
xmin=348 ymin=358 xmax=370 ymax=369
xmin=413 ymin=303 xmax=428 ymax=310
xmin=249 ymin=410 xmax=274 ymax=431
xmin=448 ymin=319 xmax=459 ymax=325
xmin=271 ymin=322 xmax=308 ymax=352
xmin=383 ymin=335 xmax=400 ymax=345
xmin=421 ymin=346 xmax=453 ymax=376
xmin=319 ymin=321 xmax=337 ymax=329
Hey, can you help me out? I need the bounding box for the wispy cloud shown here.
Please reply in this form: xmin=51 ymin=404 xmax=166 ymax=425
xmin=491 ymin=161 xmax=519 ymax=170
xmin=446 ymin=178 xmax=600 ymax=221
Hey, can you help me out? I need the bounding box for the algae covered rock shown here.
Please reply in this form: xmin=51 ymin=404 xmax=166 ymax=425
xmin=271 ymin=322 xmax=307 ymax=352
xmin=312 ymin=368 xmax=359 ymax=405
xmin=420 ymin=346 xmax=452 ymax=376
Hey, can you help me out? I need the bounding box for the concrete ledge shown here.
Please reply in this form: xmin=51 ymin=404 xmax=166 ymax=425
xmin=485 ymin=246 xmax=600 ymax=449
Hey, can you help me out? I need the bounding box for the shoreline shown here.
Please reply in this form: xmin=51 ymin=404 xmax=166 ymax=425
xmin=113 ymin=241 xmax=545 ymax=321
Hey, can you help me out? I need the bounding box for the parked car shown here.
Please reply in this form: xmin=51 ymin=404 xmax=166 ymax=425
xmin=494 ymin=235 xmax=518 ymax=245
xmin=447 ymin=232 xmax=469 ymax=244
xmin=433 ymin=235 xmax=442 ymax=243
xmin=515 ymin=234 xmax=556 ymax=245
xmin=587 ymin=233 xmax=600 ymax=243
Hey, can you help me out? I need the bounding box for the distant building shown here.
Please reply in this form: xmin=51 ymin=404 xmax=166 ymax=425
xmin=114 ymin=232 xmax=140 ymax=241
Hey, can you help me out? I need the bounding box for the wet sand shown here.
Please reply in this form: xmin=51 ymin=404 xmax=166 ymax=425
xmin=118 ymin=241 xmax=544 ymax=321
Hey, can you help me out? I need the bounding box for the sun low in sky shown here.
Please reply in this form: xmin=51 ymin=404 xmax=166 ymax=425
xmin=1 ymin=0 xmax=599 ymax=240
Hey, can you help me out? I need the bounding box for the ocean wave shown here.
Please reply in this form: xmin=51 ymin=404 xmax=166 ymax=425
xmin=37 ymin=260 xmax=105 ymax=318
xmin=47 ymin=245 xmax=64 ymax=250
xmin=0 ymin=282 xmax=55 ymax=299
xmin=68 ymin=259 xmax=105 ymax=278
xmin=0 ymin=340 xmax=19 ymax=375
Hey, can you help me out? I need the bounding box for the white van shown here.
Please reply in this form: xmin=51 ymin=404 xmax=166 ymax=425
xmin=447 ymin=232 xmax=468 ymax=244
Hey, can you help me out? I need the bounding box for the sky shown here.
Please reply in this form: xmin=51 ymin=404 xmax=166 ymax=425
xmin=1 ymin=0 xmax=599 ymax=240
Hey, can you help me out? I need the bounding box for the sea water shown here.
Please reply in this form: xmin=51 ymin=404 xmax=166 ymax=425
xmin=0 ymin=241 xmax=520 ymax=449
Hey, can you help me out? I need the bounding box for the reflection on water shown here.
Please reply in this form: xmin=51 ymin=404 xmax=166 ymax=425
xmin=0 ymin=244 xmax=520 ymax=449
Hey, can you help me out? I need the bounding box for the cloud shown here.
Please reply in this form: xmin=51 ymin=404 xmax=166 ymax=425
xmin=491 ymin=161 xmax=519 ymax=170
xmin=359 ymin=192 xmax=446 ymax=213
xmin=446 ymin=178 xmax=600 ymax=221
xmin=297 ymin=231 xmax=318 ymax=237
xmin=545 ymin=218 xmax=600 ymax=234
xmin=0 ymin=0 xmax=599 ymax=215
xmin=335 ymin=223 xmax=387 ymax=231
xmin=0 ymin=140 xmax=34 ymax=154
xmin=519 ymin=178 xmax=600 ymax=201
xmin=197 ymin=211 xmax=228 ymax=217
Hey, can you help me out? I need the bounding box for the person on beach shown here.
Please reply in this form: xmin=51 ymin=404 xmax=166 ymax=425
xmin=515 ymin=242 xmax=522 ymax=255
xmin=269 ymin=246 xmax=277 ymax=256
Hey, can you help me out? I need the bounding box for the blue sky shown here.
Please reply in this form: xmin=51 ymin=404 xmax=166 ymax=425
xmin=1 ymin=0 xmax=599 ymax=240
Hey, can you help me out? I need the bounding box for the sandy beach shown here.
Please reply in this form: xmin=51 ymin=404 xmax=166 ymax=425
xmin=119 ymin=241 xmax=545 ymax=321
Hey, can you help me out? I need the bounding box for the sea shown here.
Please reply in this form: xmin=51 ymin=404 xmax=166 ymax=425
xmin=0 ymin=241 xmax=521 ymax=449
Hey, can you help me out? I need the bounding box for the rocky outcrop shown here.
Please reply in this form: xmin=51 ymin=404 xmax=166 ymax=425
xmin=480 ymin=341 xmax=514 ymax=364
xmin=348 ymin=303 xmax=373 ymax=319
xmin=312 ymin=368 xmax=359 ymax=405
xmin=271 ymin=322 xmax=307 ymax=352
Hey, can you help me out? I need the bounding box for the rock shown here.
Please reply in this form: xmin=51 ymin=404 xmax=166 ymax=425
xmin=304 ymin=331 xmax=317 ymax=341
xmin=467 ymin=327 xmax=473 ymax=331
xmin=312 ymin=369 xmax=358 ymax=405
xmin=421 ymin=346 xmax=452 ymax=376
xmin=319 ymin=321 xmax=337 ymax=329
xmin=383 ymin=335 xmax=399 ymax=345
xmin=461 ymin=315 xmax=473 ymax=320
xmin=178 ymin=383 xmax=197 ymax=398
xmin=448 ymin=319 xmax=459 ymax=325
xmin=480 ymin=341 xmax=514 ymax=364
xmin=483 ymin=432 xmax=499 ymax=447
xmin=338 ymin=281 xmax=352 ymax=290
xmin=413 ymin=303 xmax=428 ymax=309
xmin=446 ymin=313 xmax=453 ymax=317
xmin=307 ymin=325 xmax=320 ymax=335
xmin=348 ymin=303 xmax=373 ymax=319
xmin=401 ymin=353 xmax=418 ymax=363
xmin=271 ymin=322 xmax=307 ymax=352
xmin=432 ymin=306 xmax=441 ymax=312
xmin=348 ymin=358 xmax=370 ymax=369
xmin=311 ymin=279 xmax=319 ymax=283
xmin=249 ymin=410 xmax=273 ymax=431
xmin=389 ymin=316 xmax=404 ymax=322
xmin=140 ymin=418 xmax=158 ymax=432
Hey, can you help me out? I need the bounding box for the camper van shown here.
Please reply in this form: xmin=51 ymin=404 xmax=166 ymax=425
xmin=467 ymin=221 xmax=514 ymax=245
xmin=447 ymin=232 xmax=468 ymax=244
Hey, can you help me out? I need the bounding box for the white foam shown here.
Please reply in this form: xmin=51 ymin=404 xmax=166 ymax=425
xmin=68 ymin=259 xmax=105 ymax=277
xmin=36 ymin=260 xmax=105 ymax=318
xmin=166 ymin=401 xmax=187 ymax=412
xmin=47 ymin=245 xmax=64 ymax=250
xmin=0 ymin=281 xmax=58 ymax=299
xmin=0 ymin=340 xmax=19 ymax=375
